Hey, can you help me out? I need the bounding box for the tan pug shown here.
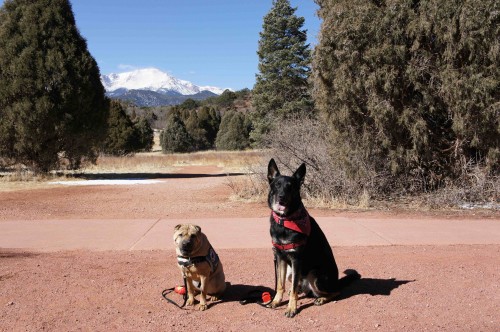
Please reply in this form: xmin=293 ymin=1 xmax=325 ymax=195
xmin=173 ymin=224 xmax=226 ymax=310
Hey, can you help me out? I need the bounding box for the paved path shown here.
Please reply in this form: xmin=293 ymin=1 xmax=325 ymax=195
xmin=1 ymin=217 xmax=499 ymax=251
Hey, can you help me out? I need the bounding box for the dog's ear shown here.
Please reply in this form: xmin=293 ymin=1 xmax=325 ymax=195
xmin=194 ymin=225 xmax=201 ymax=233
xmin=174 ymin=224 xmax=183 ymax=231
xmin=293 ymin=163 xmax=306 ymax=185
xmin=267 ymin=158 xmax=280 ymax=183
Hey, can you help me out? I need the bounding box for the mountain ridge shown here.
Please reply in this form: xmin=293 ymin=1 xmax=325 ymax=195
xmin=100 ymin=68 xmax=228 ymax=107
xmin=101 ymin=67 xmax=227 ymax=95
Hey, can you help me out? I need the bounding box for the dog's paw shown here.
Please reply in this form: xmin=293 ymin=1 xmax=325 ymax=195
xmin=210 ymin=295 xmax=220 ymax=302
xmin=267 ymin=300 xmax=281 ymax=309
xmin=198 ymin=303 xmax=208 ymax=311
xmin=186 ymin=298 xmax=196 ymax=306
xmin=314 ymin=297 xmax=327 ymax=306
xmin=284 ymin=307 xmax=298 ymax=318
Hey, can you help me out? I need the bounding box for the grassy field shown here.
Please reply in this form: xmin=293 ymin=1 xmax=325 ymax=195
xmin=0 ymin=150 xmax=268 ymax=191
xmin=82 ymin=150 xmax=266 ymax=173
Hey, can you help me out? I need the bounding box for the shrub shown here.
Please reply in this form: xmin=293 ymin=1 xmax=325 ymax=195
xmin=161 ymin=114 xmax=194 ymax=153
xmin=215 ymin=111 xmax=251 ymax=151
xmin=312 ymin=0 xmax=500 ymax=192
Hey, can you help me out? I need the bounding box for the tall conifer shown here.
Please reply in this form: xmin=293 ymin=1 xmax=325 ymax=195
xmin=252 ymin=0 xmax=312 ymax=146
xmin=0 ymin=0 xmax=108 ymax=171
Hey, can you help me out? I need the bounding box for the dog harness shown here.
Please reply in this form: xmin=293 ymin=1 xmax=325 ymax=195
xmin=177 ymin=246 xmax=220 ymax=273
xmin=271 ymin=206 xmax=311 ymax=250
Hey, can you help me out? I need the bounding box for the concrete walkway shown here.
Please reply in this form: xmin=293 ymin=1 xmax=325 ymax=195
xmin=1 ymin=217 xmax=499 ymax=252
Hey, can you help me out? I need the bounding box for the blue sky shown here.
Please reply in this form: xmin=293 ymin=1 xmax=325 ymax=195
xmin=0 ymin=1 xmax=321 ymax=90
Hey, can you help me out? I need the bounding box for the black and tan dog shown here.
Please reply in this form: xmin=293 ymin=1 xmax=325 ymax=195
xmin=267 ymin=158 xmax=360 ymax=317
xmin=173 ymin=224 xmax=226 ymax=310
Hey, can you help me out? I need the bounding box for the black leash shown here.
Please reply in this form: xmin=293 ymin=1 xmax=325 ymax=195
xmin=239 ymin=254 xmax=277 ymax=307
xmin=161 ymin=276 xmax=188 ymax=309
xmin=163 ymin=254 xmax=278 ymax=309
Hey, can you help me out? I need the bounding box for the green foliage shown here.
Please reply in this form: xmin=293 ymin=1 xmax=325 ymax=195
xmin=252 ymin=0 xmax=313 ymax=146
xmin=215 ymin=110 xmax=251 ymax=151
xmin=214 ymin=90 xmax=237 ymax=108
xmin=184 ymin=110 xmax=207 ymax=150
xmin=133 ymin=117 xmax=154 ymax=152
xmin=0 ymin=0 xmax=108 ymax=171
xmin=160 ymin=113 xmax=194 ymax=153
xmin=197 ymin=106 xmax=221 ymax=147
xmin=179 ymin=98 xmax=201 ymax=111
xmin=202 ymin=88 xmax=251 ymax=110
xmin=184 ymin=106 xmax=221 ymax=150
xmin=313 ymin=0 xmax=500 ymax=191
xmin=102 ymin=100 xmax=154 ymax=155
xmin=102 ymin=100 xmax=136 ymax=155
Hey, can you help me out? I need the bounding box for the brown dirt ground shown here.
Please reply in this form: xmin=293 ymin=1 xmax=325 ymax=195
xmin=1 ymin=166 xmax=499 ymax=331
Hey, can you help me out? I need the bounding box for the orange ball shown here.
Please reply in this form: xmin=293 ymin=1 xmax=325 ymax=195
xmin=174 ymin=286 xmax=186 ymax=295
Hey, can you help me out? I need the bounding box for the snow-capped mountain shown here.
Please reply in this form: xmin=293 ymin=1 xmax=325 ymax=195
xmin=101 ymin=68 xmax=226 ymax=95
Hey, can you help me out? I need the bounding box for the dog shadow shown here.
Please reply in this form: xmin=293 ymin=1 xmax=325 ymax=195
xmin=297 ymin=276 xmax=415 ymax=313
xmin=207 ymin=277 xmax=414 ymax=311
xmin=204 ymin=283 xmax=274 ymax=309
xmin=338 ymin=277 xmax=415 ymax=299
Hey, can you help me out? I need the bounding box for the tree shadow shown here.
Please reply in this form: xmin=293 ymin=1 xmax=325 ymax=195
xmin=0 ymin=250 xmax=40 ymax=259
xmin=66 ymin=172 xmax=246 ymax=180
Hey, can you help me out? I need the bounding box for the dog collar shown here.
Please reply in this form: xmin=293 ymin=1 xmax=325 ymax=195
xmin=272 ymin=207 xmax=311 ymax=236
xmin=177 ymin=246 xmax=220 ymax=273
xmin=272 ymin=239 xmax=307 ymax=251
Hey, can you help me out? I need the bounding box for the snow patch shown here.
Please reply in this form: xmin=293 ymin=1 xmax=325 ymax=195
xmin=458 ymin=202 xmax=500 ymax=210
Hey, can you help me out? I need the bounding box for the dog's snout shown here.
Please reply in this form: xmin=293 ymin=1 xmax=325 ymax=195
xmin=181 ymin=238 xmax=195 ymax=252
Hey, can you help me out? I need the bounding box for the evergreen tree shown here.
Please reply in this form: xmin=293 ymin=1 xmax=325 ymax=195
xmin=102 ymin=100 xmax=137 ymax=155
xmin=216 ymin=90 xmax=238 ymax=108
xmin=215 ymin=110 xmax=251 ymax=151
xmin=161 ymin=114 xmax=193 ymax=153
xmin=133 ymin=117 xmax=154 ymax=152
xmin=0 ymin=0 xmax=108 ymax=171
xmin=198 ymin=106 xmax=221 ymax=148
xmin=313 ymin=0 xmax=500 ymax=190
xmin=252 ymin=0 xmax=313 ymax=146
xmin=185 ymin=110 xmax=208 ymax=150
xmin=179 ymin=98 xmax=200 ymax=111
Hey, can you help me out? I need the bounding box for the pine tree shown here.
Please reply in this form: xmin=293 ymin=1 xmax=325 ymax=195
xmin=161 ymin=114 xmax=193 ymax=153
xmin=185 ymin=110 xmax=208 ymax=150
xmin=198 ymin=106 xmax=221 ymax=148
xmin=133 ymin=117 xmax=154 ymax=152
xmin=252 ymin=0 xmax=313 ymax=146
xmin=0 ymin=0 xmax=108 ymax=171
xmin=102 ymin=100 xmax=137 ymax=155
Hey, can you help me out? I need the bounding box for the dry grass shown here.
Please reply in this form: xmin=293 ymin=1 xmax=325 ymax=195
xmin=81 ymin=150 xmax=266 ymax=174
xmin=226 ymin=170 xmax=268 ymax=203
xmin=0 ymin=150 xmax=268 ymax=192
xmin=0 ymin=168 xmax=63 ymax=191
